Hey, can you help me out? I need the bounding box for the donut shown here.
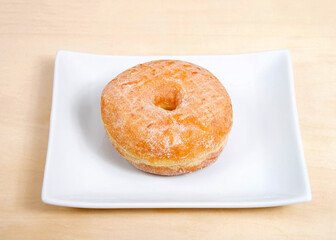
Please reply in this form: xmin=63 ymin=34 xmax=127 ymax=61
xmin=101 ymin=60 xmax=233 ymax=176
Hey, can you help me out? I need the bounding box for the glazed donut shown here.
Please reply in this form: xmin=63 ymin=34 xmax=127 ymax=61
xmin=101 ymin=60 xmax=233 ymax=176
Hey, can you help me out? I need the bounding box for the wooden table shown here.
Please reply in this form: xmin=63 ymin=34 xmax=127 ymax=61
xmin=1 ymin=0 xmax=335 ymax=239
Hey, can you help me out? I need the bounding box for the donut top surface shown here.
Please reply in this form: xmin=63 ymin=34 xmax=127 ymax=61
xmin=101 ymin=60 xmax=232 ymax=165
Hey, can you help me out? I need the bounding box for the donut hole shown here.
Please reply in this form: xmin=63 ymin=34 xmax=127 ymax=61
xmin=155 ymin=101 xmax=178 ymax=111
xmin=154 ymin=86 xmax=182 ymax=111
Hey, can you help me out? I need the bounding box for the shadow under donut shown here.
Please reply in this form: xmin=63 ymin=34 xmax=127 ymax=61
xmin=76 ymin=83 xmax=139 ymax=173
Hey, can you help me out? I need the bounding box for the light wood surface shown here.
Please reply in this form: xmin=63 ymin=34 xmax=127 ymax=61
xmin=0 ymin=0 xmax=335 ymax=239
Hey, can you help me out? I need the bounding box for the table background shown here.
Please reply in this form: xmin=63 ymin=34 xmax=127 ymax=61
xmin=0 ymin=0 xmax=335 ymax=239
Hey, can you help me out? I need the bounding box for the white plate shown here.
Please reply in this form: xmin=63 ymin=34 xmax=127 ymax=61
xmin=42 ymin=50 xmax=311 ymax=208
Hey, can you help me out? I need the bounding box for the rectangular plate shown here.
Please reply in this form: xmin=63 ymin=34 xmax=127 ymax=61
xmin=42 ymin=50 xmax=311 ymax=208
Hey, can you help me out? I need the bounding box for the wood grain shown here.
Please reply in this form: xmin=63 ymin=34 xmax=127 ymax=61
xmin=0 ymin=0 xmax=335 ymax=239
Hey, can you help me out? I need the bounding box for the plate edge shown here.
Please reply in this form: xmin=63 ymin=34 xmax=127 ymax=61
xmin=285 ymin=50 xmax=312 ymax=200
xmin=41 ymin=195 xmax=312 ymax=209
xmin=41 ymin=50 xmax=63 ymax=202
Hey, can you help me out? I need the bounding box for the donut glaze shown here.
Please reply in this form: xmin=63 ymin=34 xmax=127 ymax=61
xmin=101 ymin=60 xmax=233 ymax=175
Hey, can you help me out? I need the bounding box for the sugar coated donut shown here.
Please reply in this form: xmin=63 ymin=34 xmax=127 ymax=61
xmin=101 ymin=60 xmax=233 ymax=175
